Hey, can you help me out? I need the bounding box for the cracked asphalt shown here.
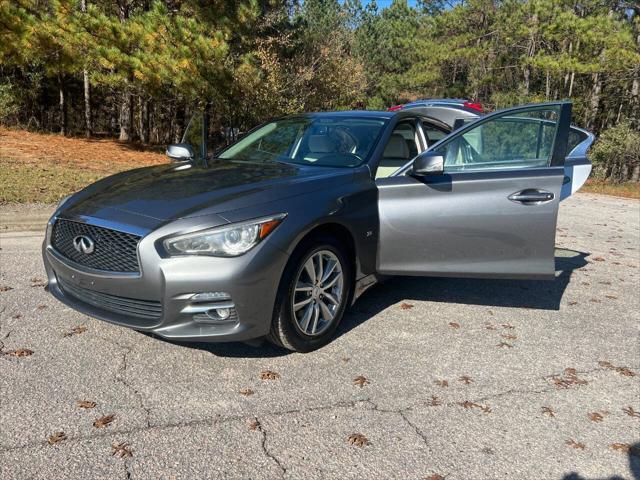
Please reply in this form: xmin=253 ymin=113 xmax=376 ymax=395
xmin=1 ymin=193 xmax=639 ymax=480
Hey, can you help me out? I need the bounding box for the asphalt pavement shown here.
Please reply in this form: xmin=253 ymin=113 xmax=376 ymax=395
xmin=0 ymin=193 xmax=639 ymax=480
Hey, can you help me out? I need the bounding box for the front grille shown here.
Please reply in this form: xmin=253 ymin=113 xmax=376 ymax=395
xmin=52 ymin=219 xmax=140 ymax=273
xmin=58 ymin=278 xmax=162 ymax=320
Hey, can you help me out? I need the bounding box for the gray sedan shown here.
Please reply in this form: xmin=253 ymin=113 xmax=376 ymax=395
xmin=42 ymin=102 xmax=594 ymax=352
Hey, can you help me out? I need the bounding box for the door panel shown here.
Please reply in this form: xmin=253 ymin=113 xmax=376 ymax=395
xmin=376 ymin=102 xmax=572 ymax=280
xmin=377 ymin=168 xmax=563 ymax=279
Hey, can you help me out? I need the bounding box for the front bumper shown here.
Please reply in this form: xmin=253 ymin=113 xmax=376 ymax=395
xmin=43 ymin=216 xmax=290 ymax=343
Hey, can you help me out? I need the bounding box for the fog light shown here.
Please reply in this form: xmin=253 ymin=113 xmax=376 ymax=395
xmin=214 ymin=307 xmax=230 ymax=320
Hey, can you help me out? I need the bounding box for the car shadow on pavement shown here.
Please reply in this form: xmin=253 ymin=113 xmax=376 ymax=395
xmin=165 ymin=248 xmax=588 ymax=358
xmin=561 ymin=441 xmax=640 ymax=479
xmin=337 ymin=248 xmax=590 ymax=340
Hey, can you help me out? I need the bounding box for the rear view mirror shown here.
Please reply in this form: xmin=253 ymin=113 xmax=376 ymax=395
xmin=166 ymin=143 xmax=194 ymax=162
xmin=412 ymin=152 xmax=444 ymax=176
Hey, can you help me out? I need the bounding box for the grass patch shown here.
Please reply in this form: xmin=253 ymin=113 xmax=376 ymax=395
xmin=0 ymin=157 xmax=111 ymax=203
xmin=581 ymin=180 xmax=640 ymax=200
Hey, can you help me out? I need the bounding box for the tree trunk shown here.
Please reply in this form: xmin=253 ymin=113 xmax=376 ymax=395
xmin=173 ymin=103 xmax=185 ymax=144
xmin=83 ymin=70 xmax=91 ymax=137
xmin=587 ymin=70 xmax=602 ymax=130
xmin=523 ymin=13 xmax=537 ymax=96
xmin=81 ymin=0 xmax=91 ymax=137
xmin=631 ymin=33 xmax=640 ymax=129
xmin=58 ymin=77 xmax=67 ymax=136
xmin=119 ymin=89 xmax=133 ymax=141
xmin=139 ymin=97 xmax=150 ymax=144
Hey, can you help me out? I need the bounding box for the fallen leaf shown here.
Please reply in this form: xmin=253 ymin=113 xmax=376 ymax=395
xmin=11 ymin=313 xmax=22 ymax=319
xmin=458 ymin=376 xmax=473 ymax=385
xmin=568 ymin=301 xmax=578 ymax=306
xmin=259 ymin=370 xmax=280 ymax=380
xmin=93 ymin=414 xmax=115 ymax=428
xmin=111 ymin=442 xmax=133 ymax=458
xmin=458 ymin=401 xmax=491 ymax=413
xmin=36 ymin=304 xmax=47 ymax=310
xmin=616 ymin=366 xmax=635 ymax=377
xmin=435 ymin=379 xmax=448 ymax=388
xmin=4 ymin=348 xmax=33 ymax=357
xmin=341 ymin=357 xmax=350 ymax=363
xmin=239 ymin=388 xmax=254 ymax=396
xmin=598 ymin=360 xmax=614 ymax=369
xmin=501 ymin=323 xmax=515 ymax=329
xmin=448 ymin=322 xmax=460 ymax=329
xmin=551 ymin=368 xmax=588 ymax=388
xmin=353 ymin=375 xmax=369 ymax=388
xmin=622 ymin=406 xmax=640 ymax=418
xmin=501 ymin=334 xmax=518 ymax=340
xmin=424 ymin=475 xmax=445 ymax=480
xmin=485 ymin=323 xmax=497 ymax=330
xmin=247 ymin=418 xmax=261 ymax=431
xmin=48 ymin=432 xmax=67 ymax=445
xmin=497 ymin=341 xmax=514 ymax=348
xmin=428 ymin=395 xmax=442 ymax=406
xmin=347 ymin=433 xmax=370 ymax=447
xmin=542 ymin=406 xmax=555 ymax=417
xmin=76 ymin=400 xmax=97 ymax=409
xmin=565 ymin=439 xmax=585 ymax=450
xmin=63 ymin=325 xmax=87 ymax=337
xmin=400 ymin=302 xmax=414 ymax=310
xmin=30 ymin=278 xmax=46 ymax=287
xmin=592 ymin=256 xmax=605 ymax=262
xmin=589 ymin=298 xmax=601 ymax=303
xmin=611 ymin=443 xmax=631 ymax=453
xmin=588 ymin=412 xmax=604 ymax=423
xmin=0 ymin=285 xmax=12 ymax=292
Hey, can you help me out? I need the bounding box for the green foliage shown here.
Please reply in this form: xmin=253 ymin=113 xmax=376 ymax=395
xmin=590 ymin=122 xmax=640 ymax=182
xmin=0 ymin=0 xmax=638 ymax=165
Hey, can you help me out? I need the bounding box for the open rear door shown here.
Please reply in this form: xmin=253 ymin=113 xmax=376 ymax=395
xmin=376 ymin=102 xmax=573 ymax=280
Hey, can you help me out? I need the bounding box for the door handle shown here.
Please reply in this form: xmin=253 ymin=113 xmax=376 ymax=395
xmin=508 ymin=189 xmax=555 ymax=205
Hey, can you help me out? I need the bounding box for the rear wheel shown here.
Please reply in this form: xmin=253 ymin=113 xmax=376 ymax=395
xmin=268 ymin=240 xmax=352 ymax=352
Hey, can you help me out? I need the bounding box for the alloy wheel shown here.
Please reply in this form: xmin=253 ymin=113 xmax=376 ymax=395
xmin=292 ymin=249 xmax=344 ymax=336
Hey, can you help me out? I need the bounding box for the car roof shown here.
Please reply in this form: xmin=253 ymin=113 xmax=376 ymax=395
xmin=288 ymin=110 xmax=395 ymax=120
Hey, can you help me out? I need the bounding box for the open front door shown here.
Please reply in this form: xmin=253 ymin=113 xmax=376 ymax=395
xmin=376 ymin=102 xmax=572 ymax=280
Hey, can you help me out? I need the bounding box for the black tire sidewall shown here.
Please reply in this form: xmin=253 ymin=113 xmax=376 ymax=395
xmin=274 ymin=239 xmax=352 ymax=352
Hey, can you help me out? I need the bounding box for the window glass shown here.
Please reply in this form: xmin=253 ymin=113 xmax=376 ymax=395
xmin=219 ymin=117 xmax=386 ymax=168
xmin=421 ymin=121 xmax=449 ymax=146
xmin=376 ymin=121 xmax=418 ymax=179
xmin=434 ymin=107 xmax=560 ymax=172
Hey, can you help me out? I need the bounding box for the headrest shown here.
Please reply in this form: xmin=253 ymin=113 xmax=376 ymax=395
xmin=308 ymin=135 xmax=334 ymax=153
xmin=383 ymin=134 xmax=410 ymax=159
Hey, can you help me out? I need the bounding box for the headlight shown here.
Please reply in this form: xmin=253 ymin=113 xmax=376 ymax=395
xmin=163 ymin=213 xmax=286 ymax=257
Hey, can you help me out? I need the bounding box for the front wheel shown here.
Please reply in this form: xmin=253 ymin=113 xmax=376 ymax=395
xmin=268 ymin=240 xmax=352 ymax=352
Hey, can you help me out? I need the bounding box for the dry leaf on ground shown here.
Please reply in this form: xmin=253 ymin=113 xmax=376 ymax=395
xmin=428 ymin=396 xmax=442 ymax=406
xmin=347 ymin=433 xmax=370 ymax=447
xmin=458 ymin=376 xmax=473 ymax=385
xmin=93 ymin=414 xmax=115 ymax=428
xmin=542 ymin=406 xmax=555 ymax=417
xmin=239 ymin=388 xmax=254 ymax=396
xmin=4 ymin=348 xmax=33 ymax=357
xmin=435 ymin=379 xmax=449 ymax=388
xmin=259 ymin=370 xmax=280 ymax=380
xmin=48 ymin=432 xmax=67 ymax=445
xmin=0 ymin=285 xmax=12 ymax=292
xmin=588 ymin=412 xmax=604 ymax=423
xmin=622 ymin=406 xmax=640 ymax=418
xmin=400 ymin=302 xmax=414 ymax=310
xmin=76 ymin=400 xmax=97 ymax=409
xmin=565 ymin=439 xmax=585 ymax=450
xmin=353 ymin=375 xmax=369 ymax=388
xmin=448 ymin=322 xmax=460 ymax=329
xmin=247 ymin=419 xmax=261 ymax=431
xmin=63 ymin=325 xmax=87 ymax=337
xmin=111 ymin=442 xmax=133 ymax=458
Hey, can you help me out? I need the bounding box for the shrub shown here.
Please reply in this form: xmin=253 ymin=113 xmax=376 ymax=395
xmin=589 ymin=122 xmax=640 ymax=183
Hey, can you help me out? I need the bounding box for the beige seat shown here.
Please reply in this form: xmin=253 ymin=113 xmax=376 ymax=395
xmin=376 ymin=134 xmax=411 ymax=178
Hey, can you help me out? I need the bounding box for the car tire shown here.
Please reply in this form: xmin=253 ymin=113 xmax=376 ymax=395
xmin=268 ymin=238 xmax=353 ymax=352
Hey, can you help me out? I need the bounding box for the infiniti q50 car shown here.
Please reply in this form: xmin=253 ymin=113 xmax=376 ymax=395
xmin=43 ymin=102 xmax=593 ymax=352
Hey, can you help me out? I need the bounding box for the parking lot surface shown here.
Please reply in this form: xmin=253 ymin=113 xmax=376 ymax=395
xmin=1 ymin=193 xmax=639 ymax=480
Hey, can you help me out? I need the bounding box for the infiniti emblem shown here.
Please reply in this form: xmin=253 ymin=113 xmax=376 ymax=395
xmin=73 ymin=235 xmax=95 ymax=254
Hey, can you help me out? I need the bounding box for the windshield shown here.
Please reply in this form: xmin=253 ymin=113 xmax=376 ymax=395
xmin=218 ymin=116 xmax=387 ymax=168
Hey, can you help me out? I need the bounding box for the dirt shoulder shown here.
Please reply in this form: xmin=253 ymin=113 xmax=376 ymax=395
xmin=0 ymin=127 xmax=167 ymax=203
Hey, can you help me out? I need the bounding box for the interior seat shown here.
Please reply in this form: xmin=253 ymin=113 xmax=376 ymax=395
xmin=376 ymin=134 xmax=411 ymax=178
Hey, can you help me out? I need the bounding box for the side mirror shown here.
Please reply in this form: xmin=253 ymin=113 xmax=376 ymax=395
xmin=412 ymin=152 xmax=444 ymax=176
xmin=166 ymin=143 xmax=194 ymax=162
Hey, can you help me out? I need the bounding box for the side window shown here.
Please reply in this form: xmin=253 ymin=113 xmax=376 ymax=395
xmin=421 ymin=120 xmax=449 ymax=147
xmin=434 ymin=107 xmax=560 ymax=172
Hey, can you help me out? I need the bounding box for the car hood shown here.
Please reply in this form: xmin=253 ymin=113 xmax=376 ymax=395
xmin=62 ymin=160 xmax=353 ymax=227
